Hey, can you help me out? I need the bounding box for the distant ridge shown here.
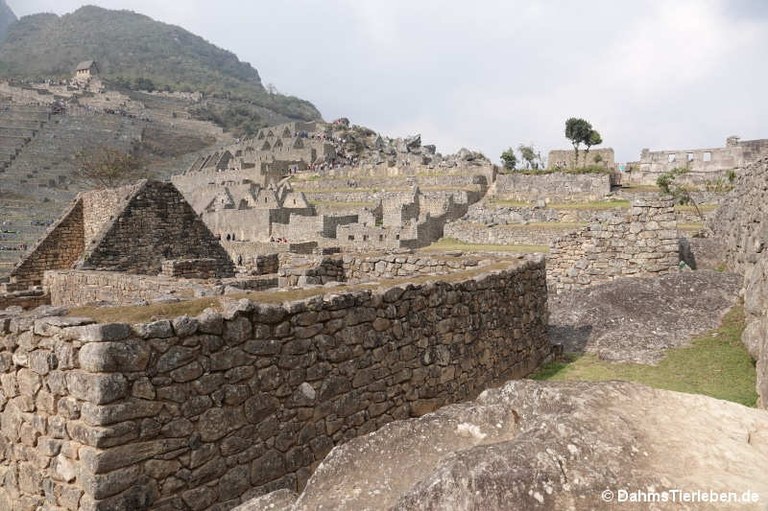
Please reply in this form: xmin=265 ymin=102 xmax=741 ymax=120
xmin=0 ymin=0 xmax=16 ymax=43
xmin=0 ymin=5 xmax=321 ymax=125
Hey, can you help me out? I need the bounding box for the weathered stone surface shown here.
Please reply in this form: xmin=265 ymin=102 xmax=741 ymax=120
xmin=550 ymin=270 xmax=742 ymax=364
xmin=78 ymin=323 xmax=133 ymax=342
xmin=233 ymin=488 xmax=298 ymax=511
xmin=276 ymin=380 xmax=768 ymax=511
xmin=80 ymin=439 xmax=188 ymax=474
xmin=710 ymin=157 xmax=768 ymax=408
xmin=67 ymin=371 xmax=128 ymax=405
xmin=79 ymin=340 xmax=150 ymax=372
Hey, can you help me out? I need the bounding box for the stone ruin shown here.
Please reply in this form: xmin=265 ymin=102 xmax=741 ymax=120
xmin=1 ymin=180 xmax=234 ymax=298
xmin=172 ymin=121 xmax=492 ymax=254
xmin=547 ymin=198 xmax=680 ymax=293
xmin=629 ymin=135 xmax=768 ymax=185
xmin=0 ymin=254 xmax=550 ymax=510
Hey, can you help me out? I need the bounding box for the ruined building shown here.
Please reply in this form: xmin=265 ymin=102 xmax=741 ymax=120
xmin=630 ymin=136 xmax=768 ymax=185
xmin=173 ymin=121 xmax=492 ymax=252
xmin=2 ymin=180 xmax=234 ymax=294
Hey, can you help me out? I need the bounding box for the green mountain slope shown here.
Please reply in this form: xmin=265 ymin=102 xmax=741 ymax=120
xmin=0 ymin=0 xmax=16 ymax=43
xmin=0 ymin=5 xmax=321 ymax=126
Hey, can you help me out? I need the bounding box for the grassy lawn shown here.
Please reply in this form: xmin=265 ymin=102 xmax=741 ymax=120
xmin=310 ymin=201 xmax=376 ymax=209
xmin=547 ymin=199 xmax=630 ymax=210
xmin=488 ymin=199 xmax=630 ymax=210
xmin=675 ymin=203 xmax=718 ymax=213
xmin=531 ymin=305 xmax=758 ymax=407
xmin=678 ymin=222 xmax=706 ymax=232
xmin=422 ymin=238 xmax=549 ymax=253
xmin=621 ymin=184 xmax=661 ymax=192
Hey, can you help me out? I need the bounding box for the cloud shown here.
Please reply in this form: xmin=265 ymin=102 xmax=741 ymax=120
xmin=5 ymin=0 xmax=767 ymax=164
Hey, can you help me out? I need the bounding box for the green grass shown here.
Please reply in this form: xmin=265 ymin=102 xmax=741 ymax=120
xmin=678 ymin=222 xmax=705 ymax=232
xmin=675 ymin=204 xmax=718 ymax=213
xmin=487 ymin=199 xmax=532 ymax=207
xmin=531 ymin=305 xmax=758 ymax=407
xmin=488 ymin=199 xmax=630 ymax=211
xmin=621 ymin=184 xmax=661 ymax=192
xmin=422 ymin=238 xmax=548 ymax=253
xmin=547 ymin=200 xmax=630 ymax=210
xmin=310 ymin=201 xmax=376 ymax=209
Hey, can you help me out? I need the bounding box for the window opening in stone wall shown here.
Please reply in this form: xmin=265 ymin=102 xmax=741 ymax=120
xmin=363 ymin=235 xmax=368 ymax=241
xmin=348 ymin=235 xmax=355 ymax=241
xmin=687 ymin=153 xmax=694 ymax=162
xmin=379 ymin=235 xmax=384 ymax=241
xmin=667 ymin=154 xmax=676 ymax=163
xmin=703 ymin=152 xmax=712 ymax=162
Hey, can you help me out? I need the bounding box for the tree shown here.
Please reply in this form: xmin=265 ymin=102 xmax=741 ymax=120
xmin=518 ymin=144 xmax=544 ymax=170
xmin=656 ymin=167 xmax=704 ymax=221
xmin=583 ymin=129 xmax=602 ymax=164
xmin=565 ymin=117 xmax=594 ymax=168
xmin=500 ymin=148 xmax=517 ymax=171
xmin=73 ymin=146 xmax=148 ymax=189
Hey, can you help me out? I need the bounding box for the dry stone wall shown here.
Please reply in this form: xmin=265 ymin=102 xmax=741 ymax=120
xmin=81 ymin=181 xmax=235 ymax=278
xmin=8 ymin=200 xmax=85 ymax=290
xmin=0 ymin=260 xmax=549 ymax=510
xmin=43 ymin=271 xmax=279 ymax=308
xmin=710 ymin=156 xmax=768 ymax=408
xmin=494 ymin=172 xmax=610 ymax=203
xmin=547 ymin=199 xmax=680 ymax=293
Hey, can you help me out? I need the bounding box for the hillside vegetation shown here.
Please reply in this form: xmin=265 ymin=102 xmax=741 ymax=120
xmin=0 ymin=0 xmax=15 ymax=43
xmin=0 ymin=5 xmax=321 ymax=129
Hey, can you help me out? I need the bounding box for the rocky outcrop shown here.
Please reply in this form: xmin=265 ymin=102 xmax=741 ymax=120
xmin=711 ymin=157 xmax=768 ymax=407
xmin=549 ymin=270 xmax=742 ymax=364
xmin=250 ymin=380 xmax=768 ymax=510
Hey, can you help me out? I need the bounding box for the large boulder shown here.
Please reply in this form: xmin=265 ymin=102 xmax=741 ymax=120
xmin=247 ymin=380 xmax=768 ymax=510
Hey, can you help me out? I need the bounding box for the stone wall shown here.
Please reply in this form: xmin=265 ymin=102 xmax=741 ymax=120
xmin=494 ymin=172 xmax=611 ymax=203
xmin=630 ymin=137 xmax=768 ymax=186
xmin=81 ymin=182 xmax=235 ymax=278
xmin=43 ymin=271 xmax=280 ymax=308
xmin=0 ymin=260 xmax=550 ymax=510
xmin=710 ymin=156 xmax=768 ymax=408
xmin=444 ymin=222 xmax=579 ymax=246
xmin=0 ymin=289 xmax=48 ymax=311
xmin=547 ymin=198 xmax=680 ymax=293
xmin=547 ymin=148 xmax=615 ymax=169
xmin=277 ymin=253 xmax=495 ymax=287
xmin=9 ymin=200 xmax=85 ymax=289
xmin=161 ymin=259 xmax=225 ymax=280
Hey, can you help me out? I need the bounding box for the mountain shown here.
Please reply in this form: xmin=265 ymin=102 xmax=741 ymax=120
xmin=0 ymin=5 xmax=321 ymax=127
xmin=0 ymin=0 xmax=16 ymax=43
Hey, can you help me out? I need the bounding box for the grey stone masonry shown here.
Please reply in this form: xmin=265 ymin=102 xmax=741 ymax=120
xmin=547 ymin=198 xmax=680 ymax=293
xmin=494 ymin=172 xmax=611 ymax=203
xmin=710 ymin=156 xmax=768 ymax=408
xmin=7 ymin=180 xmax=235 ymax=293
xmin=0 ymin=259 xmax=549 ymax=510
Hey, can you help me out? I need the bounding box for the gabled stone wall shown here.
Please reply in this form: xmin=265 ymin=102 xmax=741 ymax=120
xmin=81 ymin=181 xmax=235 ymax=278
xmin=9 ymin=200 xmax=85 ymax=288
xmin=0 ymin=260 xmax=549 ymax=510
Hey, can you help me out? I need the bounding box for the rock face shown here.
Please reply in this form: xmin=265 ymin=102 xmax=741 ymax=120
xmin=711 ymin=156 xmax=768 ymax=407
xmin=255 ymin=380 xmax=768 ymax=511
xmin=549 ymin=270 xmax=742 ymax=364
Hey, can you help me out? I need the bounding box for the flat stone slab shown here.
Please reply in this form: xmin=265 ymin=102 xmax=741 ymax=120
xmin=549 ymin=270 xmax=743 ymax=364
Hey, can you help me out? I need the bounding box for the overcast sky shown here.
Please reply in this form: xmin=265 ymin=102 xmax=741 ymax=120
xmin=7 ymin=0 xmax=768 ymax=163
